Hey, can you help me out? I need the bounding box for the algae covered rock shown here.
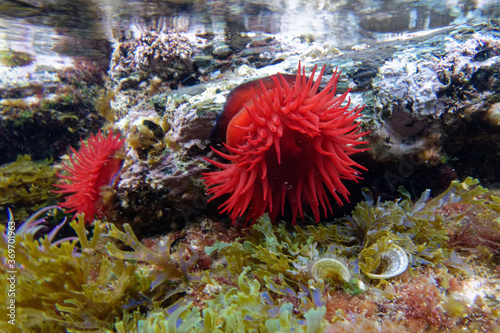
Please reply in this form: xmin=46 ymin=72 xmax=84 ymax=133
xmin=110 ymin=84 xmax=222 ymax=235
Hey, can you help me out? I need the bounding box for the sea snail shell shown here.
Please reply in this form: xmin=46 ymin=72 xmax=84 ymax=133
xmin=310 ymin=257 xmax=351 ymax=283
xmin=364 ymin=244 xmax=409 ymax=279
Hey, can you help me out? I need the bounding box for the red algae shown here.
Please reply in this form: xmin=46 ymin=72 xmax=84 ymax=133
xmin=393 ymin=278 xmax=452 ymax=331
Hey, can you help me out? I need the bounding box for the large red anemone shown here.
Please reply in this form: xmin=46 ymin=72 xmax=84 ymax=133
xmin=203 ymin=63 xmax=369 ymax=225
xmin=54 ymin=131 xmax=124 ymax=224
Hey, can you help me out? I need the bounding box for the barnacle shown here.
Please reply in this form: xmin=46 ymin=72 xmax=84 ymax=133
xmin=310 ymin=257 xmax=351 ymax=283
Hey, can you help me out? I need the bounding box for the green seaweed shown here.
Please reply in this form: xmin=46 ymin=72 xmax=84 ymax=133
xmin=201 ymin=268 xmax=329 ymax=332
xmin=0 ymin=214 xmax=149 ymax=332
xmin=0 ymin=155 xmax=57 ymax=211
xmin=0 ymin=211 xmax=192 ymax=332
xmin=114 ymin=301 xmax=202 ymax=333
xmin=209 ymin=215 xmax=316 ymax=284
xmin=1 ymin=177 xmax=498 ymax=332
xmin=210 ymin=177 xmax=490 ymax=287
xmin=354 ymin=177 xmax=488 ymax=274
xmin=105 ymin=223 xmax=185 ymax=290
xmin=342 ymin=278 xmax=364 ymax=296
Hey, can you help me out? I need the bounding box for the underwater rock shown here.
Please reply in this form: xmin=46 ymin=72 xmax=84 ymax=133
xmin=0 ymin=54 xmax=70 ymax=99
xmin=109 ymin=27 xmax=194 ymax=88
xmin=164 ymin=91 xmax=220 ymax=151
xmin=110 ymin=85 xmax=222 ymax=234
xmin=0 ymin=60 xmax=109 ymax=164
xmin=116 ymin=151 xmax=208 ymax=234
xmin=377 ymin=58 xmax=445 ymax=117
xmin=108 ymin=21 xmax=500 ymax=228
xmin=364 ymin=22 xmax=500 ymax=195
xmin=212 ymin=40 xmax=233 ymax=60
xmin=49 ymin=16 xmax=498 ymax=230
xmin=0 ymin=50 xmax=34 ymax=67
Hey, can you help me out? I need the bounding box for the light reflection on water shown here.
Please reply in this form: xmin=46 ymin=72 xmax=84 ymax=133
xmin=0 ymin=0 xmax=498 ymax=61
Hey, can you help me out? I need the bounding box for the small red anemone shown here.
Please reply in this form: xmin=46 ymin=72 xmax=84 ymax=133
xmin=203 ymin=63 xmax=369 ymax=225
xmin=54 ymin=131 xmax=124 ymax=224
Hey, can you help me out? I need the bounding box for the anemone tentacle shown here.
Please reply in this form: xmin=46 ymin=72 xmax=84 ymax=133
xmin=203 ymin=63 xmax=369 ymax=225
xmin=54 ymin=131 xmax=124 ymax=224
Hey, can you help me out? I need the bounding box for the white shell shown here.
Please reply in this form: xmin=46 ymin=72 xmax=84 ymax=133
xmin=310 ymin=258 xmax=351 ymax=283
xmin=364 ymin=244 xmax=409 ymax=279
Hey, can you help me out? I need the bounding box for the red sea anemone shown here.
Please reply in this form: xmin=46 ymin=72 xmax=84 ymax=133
xmin=203 ymin=63 xmax=369 ymax=225
xmin=54 ymin=131 xmax=124 ymax=224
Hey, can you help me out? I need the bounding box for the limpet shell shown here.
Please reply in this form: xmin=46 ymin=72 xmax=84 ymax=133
xmin=310 ymin=257 xmax=351 ymax=283
xmin=364 ymin=244 xmax=409 ymax=279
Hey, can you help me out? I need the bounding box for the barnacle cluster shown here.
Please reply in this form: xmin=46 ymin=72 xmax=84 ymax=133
xmin=1 ymin=177 xmax=499 ymax=331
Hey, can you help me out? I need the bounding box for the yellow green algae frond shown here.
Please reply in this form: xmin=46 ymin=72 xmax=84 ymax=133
xmin=0 ymin=155 xmax=56 ymax=203
xmin=0 ymin=155 xmax=57 ymax=219
xmin=0 ymin=212 xmax=150 ymax=332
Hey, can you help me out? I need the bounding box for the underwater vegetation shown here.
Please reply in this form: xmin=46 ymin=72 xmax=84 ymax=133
xmin=53 ymin=131 xmax=125 ymax=224
xmin=203 ymin=63 xmax=369 ymax=225
xmin=206 ymin=178 xmax=490 ymax=287
xmin=0 ymin=155 xmax=57 ymax=220
xmin=2 ymin=12 xmax=500 ymax=333
xmin=1 ymin=177 xmax=499 ymax=332
xmin=0 ymin=155 xmax=55 ymax=206
xmin=0 ymin=207 xmax=193 ymax=332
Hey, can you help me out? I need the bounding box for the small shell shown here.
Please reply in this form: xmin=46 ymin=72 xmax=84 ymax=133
xmin=364 ymin=244 xmax=409 ymax=279
xmin=310 ymin=257 xmax=351 ymax=283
